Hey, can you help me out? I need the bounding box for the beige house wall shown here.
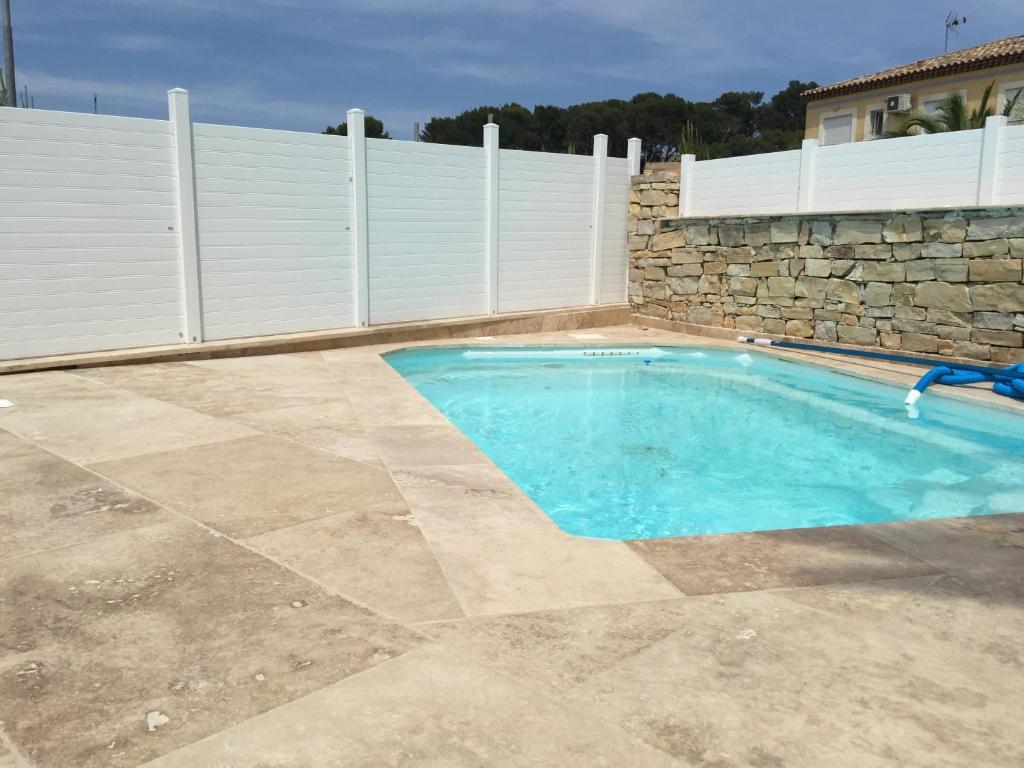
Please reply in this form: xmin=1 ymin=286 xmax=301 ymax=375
xmin=805 ymin=63 xmax=1024 ymax=142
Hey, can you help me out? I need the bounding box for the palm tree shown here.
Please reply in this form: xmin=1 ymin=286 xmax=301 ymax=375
xmin=896 ymin=81 xmax=1021 ymax=135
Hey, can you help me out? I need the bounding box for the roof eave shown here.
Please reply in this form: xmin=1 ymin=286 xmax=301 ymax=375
xmin=802 ymin=52 xmax=1024 ymax=102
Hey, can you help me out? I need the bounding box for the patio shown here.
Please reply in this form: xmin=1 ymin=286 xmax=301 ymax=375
xmin=1 ymin=324 xmax=1023 ymax=768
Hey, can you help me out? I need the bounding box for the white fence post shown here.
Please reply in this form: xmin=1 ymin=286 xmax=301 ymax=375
xmin=627 ymin=137 xmax=642 ymax=176
xmin=348 ymin=108 xmax=370 ymax=326
xmin=590 ymin=134 xmax=608 ymax=305
xmin=978 ymin=114 xmax=1006 ymax=206
xmin=797 ymin=138 xmax=818 ymax=213
xmin=484 ymin=122 xmax=500 ymax=314
xmin=167 ymin=88 xmax=203 ymax=343
xmin=678 ymin=154 xmax=695 ymax=217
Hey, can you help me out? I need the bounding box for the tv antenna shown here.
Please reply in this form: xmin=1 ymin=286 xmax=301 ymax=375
xmin=945 ymin=11 xmax=976 ymax=52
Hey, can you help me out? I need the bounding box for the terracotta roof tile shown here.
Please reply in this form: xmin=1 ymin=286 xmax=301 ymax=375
xmin=804 ymin=35 xmax=1024 ymax=101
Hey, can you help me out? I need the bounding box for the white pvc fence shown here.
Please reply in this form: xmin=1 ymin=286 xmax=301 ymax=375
xmin=0 ymin=90 xmax=640 ymax=361
xmin=678 ymin=115 xmax=1024 ymax=217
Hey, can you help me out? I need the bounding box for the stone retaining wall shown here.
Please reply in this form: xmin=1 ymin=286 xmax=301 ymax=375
xmin=629 ymin=172 xmax=1024 ymax=363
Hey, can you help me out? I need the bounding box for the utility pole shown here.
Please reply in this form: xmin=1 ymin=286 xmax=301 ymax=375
xmin=2 ymin=0 xmax=15 ymax=107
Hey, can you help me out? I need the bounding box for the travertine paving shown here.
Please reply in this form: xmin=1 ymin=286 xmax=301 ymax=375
xmin=1 ymin=325 xmax=1022 ymax=767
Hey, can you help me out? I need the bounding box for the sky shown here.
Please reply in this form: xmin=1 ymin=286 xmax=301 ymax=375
xmin=8 ymin=1 xmax=1024 ymax=139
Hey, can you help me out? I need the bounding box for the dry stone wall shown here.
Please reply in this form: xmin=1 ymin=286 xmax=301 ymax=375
xmin=629 ymin=172 xmax=1024 ymax=363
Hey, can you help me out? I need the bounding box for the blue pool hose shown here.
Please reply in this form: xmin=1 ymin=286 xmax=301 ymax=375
xmin=735 ymin=336 xmax=1024 ymax=404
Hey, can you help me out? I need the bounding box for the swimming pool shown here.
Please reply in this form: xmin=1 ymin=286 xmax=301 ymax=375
xmin=385 ymin=345 xmax=1024 ymax=540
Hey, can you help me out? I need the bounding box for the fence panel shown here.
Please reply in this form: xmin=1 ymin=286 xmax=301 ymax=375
xmin=688 ymin=150 xmax=801 ymax=216
xmin=995 ymin=122 xmax=1024 ymax=204
xmin=192 ymin=123 xmax=356 ymax=340
xmin=0 ymin=108 xmax=184 ymax=360
xmin=365 ymin=139 xmax=488 ymax=324
xmin=497 ymin=149 xmax=594 ymax=312
xmin=600 ymin=156 xmax=631 ymax=303
xmin=813 ymin=129 xmax=984 ymax=211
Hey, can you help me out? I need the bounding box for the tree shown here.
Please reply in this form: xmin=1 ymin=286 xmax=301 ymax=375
xmin=324 ymin=115 xmax=390 ymax=138
xmin=896 ymin=81 xmax=1020 ymax=135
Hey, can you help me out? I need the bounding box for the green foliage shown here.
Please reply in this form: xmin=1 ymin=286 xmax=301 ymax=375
xmin=418 ymin=81 xmax=818 ymax=160
xmin=896 ymin=81 xmax=1012 ymax=136
xmin=324 ymin=115 xmax=390 ymax=139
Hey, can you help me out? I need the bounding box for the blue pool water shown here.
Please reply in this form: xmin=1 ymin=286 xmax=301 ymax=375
xmin=385 ymin=345 xmax=1024 ymax=540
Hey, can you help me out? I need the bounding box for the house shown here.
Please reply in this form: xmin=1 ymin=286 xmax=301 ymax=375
xmin=803 ymin=34 xmax=1024 ymax=145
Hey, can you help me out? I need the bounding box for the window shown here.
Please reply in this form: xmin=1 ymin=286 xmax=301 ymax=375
xmin=821 ymin=113 xmax=854 ymax=145
xmin=921 ymin=97 xmax=946 ymax=116
xmin=866 ymin=107 xmax=885 ymax=139
xmin=1003 ymin=84 xmax=1024 ymax=125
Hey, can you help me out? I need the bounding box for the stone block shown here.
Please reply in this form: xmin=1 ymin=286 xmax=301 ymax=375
xmin=795 ymin=276 xmax=829 ymax=300
xmin=882 ymin=215 xmax=923 ymax=243
xmin=973 ymin=312 xmax=1015 ymax=330
xmin=831 ymin=260 xmax=855 ymax=278
xmin=814 ymin=321 xmax=838 ymax=342
xmin=757 ymin=305 xmax=782 ymax=318
xmin=992 ymin=347 xmax=1024 ymax=364
xmin=642 ymin=281 xmax=671 ymax=300
xmin=879 ymin=332 xmax=902 ymax=350
xmin=862 ymin=282 xmax=892 ymax=307
xmin=725 ymin=246 xmax=754 ymax=263
xmin=936 ymin=325 xmax=971 ymax=341
xmin=800 ymin=244 xmax=823 ymax=260
xmin=718 ymin=224 xmax=744 ymax=246
xmin=726 ymin=264 xmax=751 ymax=276
xmin=902 ymin=332 xmax=939 ymax=353
xmin=644 ymin=266 xmax=665 ymax=280
xmin=734 ymin=314 xmax=762 ymax=331
xmin=892 ymin=243 xmax=923 ymax=261
xmin=968 ymin=258 xmax=1023 ymax=282
xmin=763 ymin=319 xmax=787 ymax=335
xmin=668 ymin=276 xmax=700 ymax=295
xmin=962 ymin=239 xmax=1008 ymax=258
xmin=923 ymin=217 xmax=967 ymax=242
xmin=834 ymin=219 xmax=882 ymax=244
xmin=698 ymin=274 xmax=721 ymax=294
xmin=728 ymin=277 xmax=758 ymax=297
xmin=808 ymin=220 xmax=834 ymax=246
xmin=1011 ymin=239 xmax=1024 ymax=258
xmin=925 ymin=308 xmax=972 ymax=327
xmin=636 ymin=219 xmax=655 ymax=236
xmin=864 ymin=306 xmax=895 ymax=318
xmin=914 ymin=282 xmax=972 ymax=312
xmin=667 ymin=264 xmax=703 ymax=277
xmin=953 ymin=341 xmax=991 ymax=360
xmin=894 ymin=318 xmax=938 ymax=335
xmin=704 ymin=261 xmax=728 ymax=275
xmin=638 ymin=189 xmax=676 ymax=206
xmin=966 ymin=215 xmax=1024 ymax=240
xmin=804 ymin=259 xmax=831 ymax=277
xmin=744 ymin=222 xmax=772 ymax=246
xmin=971 ymin=329 xmax=1023 ymax=347
xmin=785 ymin=319 xmax=814 ymax=338
xmin=837 ymin=325 xmax=877 ymax=346
xmin=628 ymin=235 xmax=649 ymax=251
xmin=684 ymin=224 xmax=712 ymax=246
xmin=851 ymin=262 xmax=905 ymax=282
xmin=971 ymin=284 xmax=1024 ymax=312
xmin=751 ymin=261 xmax=781 ymax=277
xmin=824 ymin=244 xmax=855 ymax=261
xmin=854 ymin=244 xmax=892 ymax=261
xmin=686 ymin=306 xmax=717 ymax=325
xmin=770 ymin=219 xmax=801 ymax=243
xmin=651 ymin=230 xmax=686 ymax=251
xmin=937 ymin=338 xmax=955 ymax=356
xmin=895 ymin=306 xmax=927 ymax=320
xmin=825 ymin=278 xmax=860 ymax=304
xmin=766 ymin=276 xmax=796 ymax=297
xmin=781 ymin=306 xmax=813 ymax=320
xmin=921 ymin=242 xmax=962 ymax=259
xmin=671 ymin=248 xmax=703 ymax=264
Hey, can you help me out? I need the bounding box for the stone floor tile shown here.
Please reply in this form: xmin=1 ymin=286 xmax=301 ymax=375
xmin=627 ymin=524 xmax=940 ymax=595
xmin=864 ymin=513 xmax=1024 ymax=581
xmin=0 ymin=521 xmax=421 ymax=768
xmin=141 ymin=645 xmax=685 ymax=768
xmin=0 ymin=373 xmax=255 ymax=464
xmin=0 ymin=430 xmax=169 ymax=560
xmin=246 ymin=508 xmax=463 ymax=624
xmin=417 ymin=598 xmax=697 ymax=698
xmin=88 ymin=434 xmax=406 ymax=539
xmin=564 ymin=588 xmax=1024 ymax=767
xmin=368 ymin=425 xmax=488 ymax=468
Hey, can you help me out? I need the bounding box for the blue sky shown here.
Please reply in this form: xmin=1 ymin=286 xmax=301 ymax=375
xmin=11 ymin=1 xmax=1024 ymax=138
